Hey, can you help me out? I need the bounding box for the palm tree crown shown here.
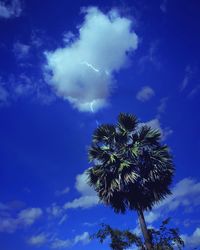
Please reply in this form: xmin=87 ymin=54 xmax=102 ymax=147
xmin=87 ymin=113 xmax=174 ymax=213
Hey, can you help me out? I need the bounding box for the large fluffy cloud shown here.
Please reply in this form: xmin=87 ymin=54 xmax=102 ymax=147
xmin=45 ymin=7 xmax=138 ymax=112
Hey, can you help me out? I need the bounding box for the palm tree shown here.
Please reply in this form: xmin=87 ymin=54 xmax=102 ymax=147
xmin=87 ymin=113 xmax=174 ymax=250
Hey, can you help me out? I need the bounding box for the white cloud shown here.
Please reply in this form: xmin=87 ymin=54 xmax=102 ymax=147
xmin=28 ymin=233 xmax=47 ymax=246
xmin=46 ymin=203 xmax=67 ymax=225
xmin=45 ymin=7 xmax=138 ymax=112
xmin=58 ymin=214 xmax=68 ymax=225
xmin=143 ymin=118 xmax=173 ymax=140
xmin=182 ymin=227 xmax=200 ymax=249
xmin=18 ymin=208 xmax=43 ymax=226
xmin=145 ymin=178 xmax=200 ymax=224
xmin=0 ymin=205 xmax=43 ymax=233
xmin=13 ymin=42 xmax=30 ymax=60
xmin=64 ymin=171 xmax=99 ymax=209
xmin=64 ymin=195 xmax=98 ymax=209
xmin=0 ymin=0 xmax=22 ymax=19
xmin=157 ymin=97 xmax=168 ymax=114
xmin=28 ymin=231 xmax=90 ymax=249
xmin=2 ymin=74 xmax=56 ymax=106
xmin=159 ymin=178 xmax=200 ymax=211
xmin=180 ymin=65 xmax=193 ymax=91
xmin=136 ymin=86 xmax=155 ymax=102
xmin=74 ymin=232 xmax=90 ymax=245
xmin=50 ymin=232 xmax=90 ymax=249
xmin=145 ymin=118 xmax=163 ymax=136
xmin=55 ymin=186 xmax=70 ymax=196
xmin=46 ymin=203 xmax=63 ymax=218
xmin=83 ymin=221 xmax=97 ymax=227
xmin=145 ymin=211 xmax=160 ymax=224
xmin=51 ymin=238 xmax=71 ymax=249
xmin=75 ymin=171 xmax=96 ymax=196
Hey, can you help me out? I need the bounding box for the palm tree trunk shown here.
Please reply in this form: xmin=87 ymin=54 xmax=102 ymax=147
xmin=137 ymin=209 xmax=153 ymax=250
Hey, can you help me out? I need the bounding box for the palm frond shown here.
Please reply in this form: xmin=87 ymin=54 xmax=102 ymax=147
xmin=118 ymin=113 xmax=138 ymax=133
xmin=138 ymin=125 xmax=161 ymax=145
xmin=93 ymin=124 xmax=116 ymax=144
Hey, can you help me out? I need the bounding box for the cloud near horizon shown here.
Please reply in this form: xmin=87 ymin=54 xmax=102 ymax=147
xmin=45 ymin=7 xmax=138 ymax=112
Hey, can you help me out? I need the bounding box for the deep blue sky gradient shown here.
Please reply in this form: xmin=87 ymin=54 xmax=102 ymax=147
xmin=0 ymin=0 xmax=200 ymax=249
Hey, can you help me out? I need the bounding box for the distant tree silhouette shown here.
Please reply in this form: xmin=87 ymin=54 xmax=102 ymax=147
xmin=149 ymin=218 xmax=184 ymax=249
xmin=87 ymin=113 xmax=174 ymax=249
xmin=92 ymin=218 xmax=184 ymax=250
xmin=91 ymin=223 xmax=143 ymax=250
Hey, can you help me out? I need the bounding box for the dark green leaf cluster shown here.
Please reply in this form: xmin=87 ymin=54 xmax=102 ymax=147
xmin=87 ymin=113 xmax=174 ymax=213
xmin=92 ymin=219 xmax=184 ymax=250
xmin=149 ymin=218 xmax=184 ymax=249
xmin=91 ymin=223 xmax=143 ymax=250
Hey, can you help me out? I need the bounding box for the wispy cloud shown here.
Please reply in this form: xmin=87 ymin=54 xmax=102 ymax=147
xmin=46 ymin=203 xmax=67 ymax=225
xmin=187 ymin=84 xmax=200 ymax=99
xmin=143 ymin=96 xmax=172 ymax=140
xmin=143 ymin=118 xmax=173 ymax=140
xmin=157 ymin=97 xmax=168 ymax=115
xmin=46 ymin=203 xmax=63 ymax=218
xmin=0 ymin=0 xmax=22 ymax=19
xmin=181 ymin=227 xmax=200 ymax=249
xmin=13 ymin=41 xmax=30 ymax=60
xmin=50 ymin=232 xmax=90 ymax=249
xmin=0 ymin=204 xmax=43 ymax=233
xmin=58 ymin=214 xmax=68 ymax=225
xmin=0 ymin=74 xmax=56 ymax=108
xmin=160 ymin=0 xmax=168 ymax=13
xmin=45 ymin=7 xmax=138 ymax=112
xmin=55 ymin=187 xmax=70 ymax=196
xmin=50 ymin=238 xmax=71 ymax=249
xmin=180 ymin=65 xmax=194 ymax=91
xmin=144 ymin=211 xmax=160 ymax=224
xmin=64 ymin=171 xmax=99 ymax=209
xmin=74 ymin=232 xmax=90 ymax=245
xmin=145 ymin=178 xmax=200 ymax=224
xmin=136 ymin=86 xmax=155 ymax=102
xmin=138 ymin=40 xmax=161 ymax=70
xmin=28 ymin=231 xmax=90 ymax=249
xmin=28 ymin=233 xmax=48 ymax=247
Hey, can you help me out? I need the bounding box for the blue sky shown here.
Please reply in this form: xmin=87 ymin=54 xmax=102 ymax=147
xmin=0 ymin=0 xmax=200 ymax=249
